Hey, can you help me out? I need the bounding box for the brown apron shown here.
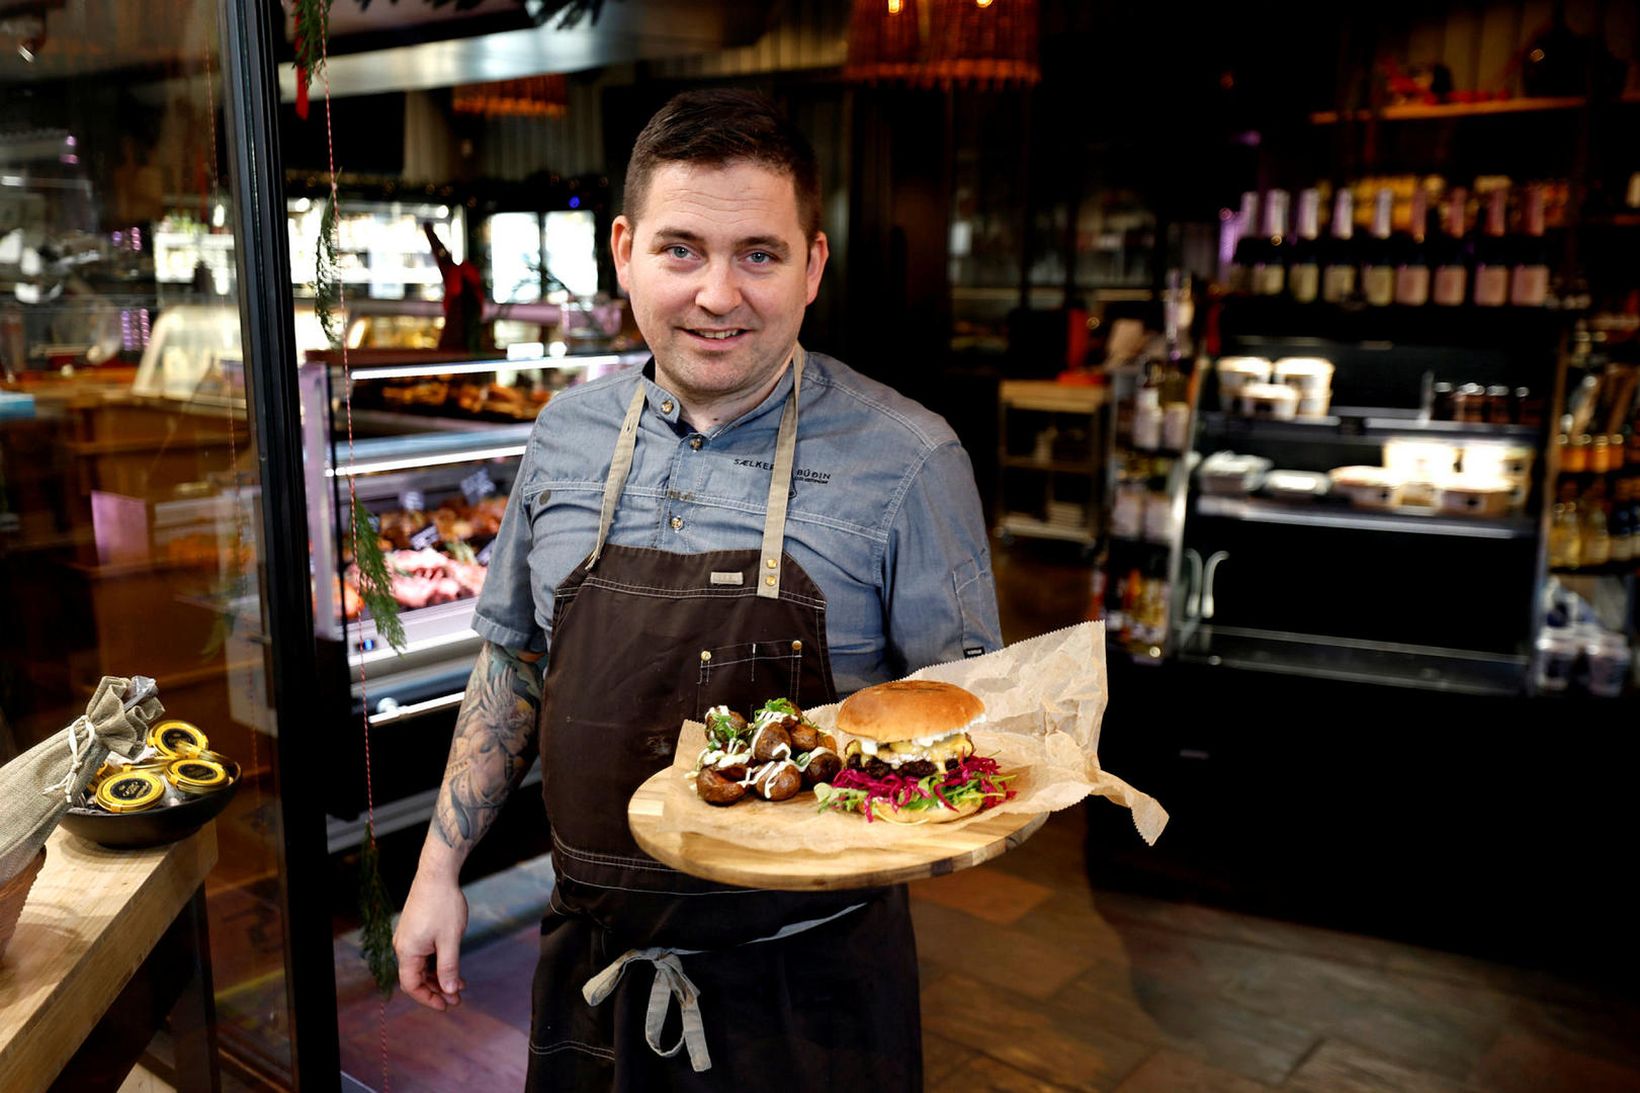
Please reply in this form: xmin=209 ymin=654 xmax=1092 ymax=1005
xmin=526 ymin=348 xmax=921 ymax=1091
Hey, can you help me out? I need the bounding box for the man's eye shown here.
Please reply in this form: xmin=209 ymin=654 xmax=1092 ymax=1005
xmin=746 ymin=251 xmax=772 ymax=264
xmin=667 ymin=245 xmax=693 ymax=260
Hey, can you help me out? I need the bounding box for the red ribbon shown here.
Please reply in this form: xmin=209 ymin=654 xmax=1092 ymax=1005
xmin=294 ymin=7 xmax=310 ymax=120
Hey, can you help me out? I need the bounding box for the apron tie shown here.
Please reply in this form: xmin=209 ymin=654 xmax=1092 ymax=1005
xmin=582 ymin=948 xmax=712 ymax=1072
xmin=580 ymin=901 xmax=866 ymax=1073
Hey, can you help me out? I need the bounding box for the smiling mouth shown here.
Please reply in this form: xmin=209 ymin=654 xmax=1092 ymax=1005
xmin=687 ymin=328 xmax=745 ymax=340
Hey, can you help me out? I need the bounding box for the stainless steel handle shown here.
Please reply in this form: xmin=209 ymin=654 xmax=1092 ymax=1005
xmin=1183 ymin=548 xmax=1204 ymax=621
xmin=368 ymin=690 xmax=467 ymax=727
xmin=1201 ymin=551 xmax=1230 ymax=620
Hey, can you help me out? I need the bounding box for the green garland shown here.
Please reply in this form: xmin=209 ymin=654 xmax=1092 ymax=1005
xmin=358 ymin=832 xmax=399 ymax=995
xmin=315 ymin=197 xmax=342 ymax=349
xmin=349 ymin=497 xmax=407 ymax=652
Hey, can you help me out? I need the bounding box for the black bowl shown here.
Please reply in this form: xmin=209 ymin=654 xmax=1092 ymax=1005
xmin=60 ymin=764 xmax=240 ymax=850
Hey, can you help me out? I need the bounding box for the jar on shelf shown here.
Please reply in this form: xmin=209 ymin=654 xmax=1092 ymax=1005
xmin=1452 ymin=384 xmax=1487 ymax=423
xmin=1564 ymin=434 xmax=1592 ymax=473
xmin=1485 ymin=385 xmax=1513 ymax=425
xmin=1591 ymin=435 xmax=1612 ymax=474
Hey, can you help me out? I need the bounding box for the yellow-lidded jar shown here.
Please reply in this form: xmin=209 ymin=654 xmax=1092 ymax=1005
xmin=165 ymin=757 xmax=230 ymax=796
xmin=150 ymin=720 xmax=209 ymax=760
xmin=95 ymin=770 xmax=167 ymax=813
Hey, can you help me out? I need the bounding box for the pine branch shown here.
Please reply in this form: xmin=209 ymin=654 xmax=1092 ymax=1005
xmin=293 ymin=0 xmax=333 ymax=80
xmin=350 ymin=496 xmax=407 ymax=652
xmin=358 ymin=833 xmax=399 ymax=996
xmin=316 ymin=197 xmax=343 ymax=349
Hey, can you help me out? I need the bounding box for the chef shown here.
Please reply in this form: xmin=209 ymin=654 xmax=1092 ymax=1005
xmin=393 ymin=89 xmax=1001 ymax=1091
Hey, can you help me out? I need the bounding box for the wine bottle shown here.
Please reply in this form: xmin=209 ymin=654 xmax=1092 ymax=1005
xmin=1252 ymin=189 xmax=1289 ymax=297
xmin=1431 ymin=187 xmax=1469 ymax=306
xmin=1226 ymin=191 xmax=1260 ymax=294
xmin=1360 ymin=187 xmax=1395 ymax=307
xmin=1510 ymin=183 xmax=1549 ymax=307
xmin=1320 ymin=187 xmax=1356 ymax=303
xmin=1472 ymin=188 xmax=1510 ymax=307
xmin=1393 ymin=186 xmax=1432 ymax=307
xmin=1288 ymin=188 xmax=1322 ymax=303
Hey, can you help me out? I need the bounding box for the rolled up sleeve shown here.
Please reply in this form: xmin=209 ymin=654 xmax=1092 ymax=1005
xmin=472 ymin=455 xmax=548 ymax=654
xmin=881 ymin=440 xmax=1002 ymax=675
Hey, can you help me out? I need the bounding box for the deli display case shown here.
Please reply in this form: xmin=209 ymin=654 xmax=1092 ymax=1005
xmin=1167 ymin=297 xmax=1568 ymax=696
xmin=298 ymin=347 xmax=646 ymax=840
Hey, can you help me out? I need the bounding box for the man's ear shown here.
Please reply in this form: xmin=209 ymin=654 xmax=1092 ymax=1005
xmin=611 ymin=215 xmax=635 ymax=292
xmin=805 ymin=231 xmax=829 ymax=305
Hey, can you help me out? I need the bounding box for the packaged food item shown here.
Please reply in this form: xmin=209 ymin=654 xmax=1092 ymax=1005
xmin=1261 ymin=470 xmax=1330 ymax=502
xmin=1532 ymin=630 xmax=1580 ymax=693
xmin=1215 ymin=357 xmax=1272 ymax=410
xmin=94 ymin=770 xmax=167 ymax=813
xmin=1329 ymin=466 xmax=1406 ymax=510
xmin=149 ymin=720 xmax=208 ymax=760
xmin=164 ymin=757 xmax=232 ymax=797
xmin=1584 ymin=634 xmax=1632 ymax=698
xmin=1237 ymin=383 xmax=1300 ymax=421
xmin=1435 ymin=475 xmax=1516 ymax=519
xmin=1198 ymin=451 xmax=1272 ymax=496
xmin=1272 ymin=357 xmax=1334 ymax=396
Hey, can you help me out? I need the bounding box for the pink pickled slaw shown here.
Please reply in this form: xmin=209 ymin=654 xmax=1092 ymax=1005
xmin=821 ymin=754 xmax=1015 ymax=822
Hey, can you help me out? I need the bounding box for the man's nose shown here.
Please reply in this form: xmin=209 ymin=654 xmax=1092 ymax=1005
xmin=694 ymin=261 xmax=741 ymax=315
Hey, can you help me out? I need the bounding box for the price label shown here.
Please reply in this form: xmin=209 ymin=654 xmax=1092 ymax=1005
xmin=410 ymin=524 xmax=441 ymax=550
xmin=461 ymin=468 xmax=497 ymax=505
xmin=366 ymin=513 xmax=381 ymax=533
xmin=400 ymin=489 xmax=426 ymax=513
xmin=476 ymin=541 xmax=495 ymax=566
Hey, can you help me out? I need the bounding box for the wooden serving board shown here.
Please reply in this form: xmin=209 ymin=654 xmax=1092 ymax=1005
xmin=627 ymin=766 xmax=1047 ymax=891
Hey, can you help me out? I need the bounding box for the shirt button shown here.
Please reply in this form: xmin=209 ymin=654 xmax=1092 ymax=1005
xmin=689 ymin=436 xmax=703 ymax=450
xmin=661 ymin=399 xmax=675 ymax=414
xmin=670 ymin=516 xmax=684 ymax=531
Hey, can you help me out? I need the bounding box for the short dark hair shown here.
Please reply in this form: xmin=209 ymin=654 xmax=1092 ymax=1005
xmin=624 ymin=89 xmax=822 ymax=241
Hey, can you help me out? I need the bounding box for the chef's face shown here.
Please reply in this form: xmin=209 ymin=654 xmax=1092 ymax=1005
xmin=612 ymin=160 xmax=827 ymax=417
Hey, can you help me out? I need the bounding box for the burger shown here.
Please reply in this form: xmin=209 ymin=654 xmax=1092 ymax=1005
xmin=817 ymin=680 xmax=1014 ymax=824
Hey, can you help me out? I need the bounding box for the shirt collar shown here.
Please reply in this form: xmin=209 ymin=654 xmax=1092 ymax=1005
xmin=640 ymin=353 xmax=801 ymax=438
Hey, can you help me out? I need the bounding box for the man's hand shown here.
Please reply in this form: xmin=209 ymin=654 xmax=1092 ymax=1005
xmin=394 ymin=865 xmax=469 ymax=1011
xmin=393 ymin=640 xmax=543 ymax=1011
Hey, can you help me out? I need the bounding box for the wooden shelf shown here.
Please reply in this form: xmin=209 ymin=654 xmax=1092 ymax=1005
xmin=1311 ymin=96 xmax=1586 ymax=125
xmin=998 ymin=380 xmax=1106 ymax=414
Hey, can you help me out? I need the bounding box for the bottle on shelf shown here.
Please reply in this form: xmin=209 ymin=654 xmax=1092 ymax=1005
xmin=1393 ymin=185 xmax=1432 ymax=307
xmin=1581 ymin=486 xmax=1612 ymax=567
xmin=1288 ymin=187 xmax=1322 ymax=303
xmin=1472 ymin=187 xmax=1511 ymax=307
xmin=1510 ymin=183 xmax=1550 ymax=307
xmin=1252 ymin=189 xmax=1289 ymax=297
xmin=1360 ymin=187 xmax=1396 ymax=307
xmin=1226 ymin=191 xmax=1260 ymax=294
xmin=1609 ymin=478 xmax=1634 ymax=564
xmin=1548 ymin=483 xmax=1582 ymax=569
xmin=1320 ymin=187 xmax=1357 ymax=303
xmin=1431 ymin=187 xmax=1470 ymax=306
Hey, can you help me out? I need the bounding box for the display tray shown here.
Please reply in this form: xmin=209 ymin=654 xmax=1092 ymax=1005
xmin=627 ymin=766 xmax=1047 ymax=892
xmin=61 ymin=766 xmax=239 ymax=850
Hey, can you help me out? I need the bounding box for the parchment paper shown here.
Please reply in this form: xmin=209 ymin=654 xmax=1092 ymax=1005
xmin=650 ymin=621 xmax=1168 ymax=852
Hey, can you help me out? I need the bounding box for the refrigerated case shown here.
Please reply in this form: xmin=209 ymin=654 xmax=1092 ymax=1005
xmin=298 ymin=348 xmax=645 ymax=832
xmin=1172 ymin=298 xmax=1565 ymax=695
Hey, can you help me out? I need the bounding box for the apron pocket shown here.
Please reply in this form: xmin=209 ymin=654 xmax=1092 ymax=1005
xmin=695 ymin=638 xmax=808 ymax=720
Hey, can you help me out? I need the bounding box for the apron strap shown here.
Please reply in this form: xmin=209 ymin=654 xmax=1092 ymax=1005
xmin=587 ymin=381 xmax=650 ymax=570
xmin=757 ymin=344 xmax=804 ymax=599
xmin=580 ymin=898 xmax=863 ymax=1074
xmin=586 ymin=345 xmax=808 ymax=584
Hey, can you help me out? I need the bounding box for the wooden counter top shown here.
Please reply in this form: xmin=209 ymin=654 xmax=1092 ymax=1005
xmin=0 ymin=824 xmax=218 ymax=1092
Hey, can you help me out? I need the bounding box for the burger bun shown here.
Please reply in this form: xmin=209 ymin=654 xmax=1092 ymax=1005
xmin=836 ymin=680 xmax=984 ymax=743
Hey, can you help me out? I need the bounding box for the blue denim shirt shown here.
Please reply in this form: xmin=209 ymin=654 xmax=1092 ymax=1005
xmin=472 ymin=350 xmax=1002 ymax=696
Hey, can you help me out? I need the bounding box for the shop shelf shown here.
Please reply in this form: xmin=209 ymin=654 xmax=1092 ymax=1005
xmin=1218 ymin=297 xmax=1570 ymax=352
xmin=1194 ymin=495 xmax=1536 ymax=539
xmin=1197 ymin=409 xmax=1540 ymax=444
xmin=1000 ymin=455 xmax=1100 ymax=474
xmin=328 ymin=425 xmax=532 ymax=477
xmin=996 ymin=513 xmax=1097 ymax=545
xmin=1178 ymin=624 xmax=1529 ymax=696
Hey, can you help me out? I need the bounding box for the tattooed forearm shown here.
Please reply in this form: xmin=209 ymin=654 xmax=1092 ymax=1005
xmin=431 ymin=641 xmax=544 ymax=853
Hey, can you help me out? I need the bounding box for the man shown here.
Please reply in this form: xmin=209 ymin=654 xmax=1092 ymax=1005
xmin=393 ymin=89 xmax=1001 ymax=1091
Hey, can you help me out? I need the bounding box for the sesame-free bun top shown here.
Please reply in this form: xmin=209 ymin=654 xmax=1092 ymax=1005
xmin=835 ymin=680 xmax=984 ymax=743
